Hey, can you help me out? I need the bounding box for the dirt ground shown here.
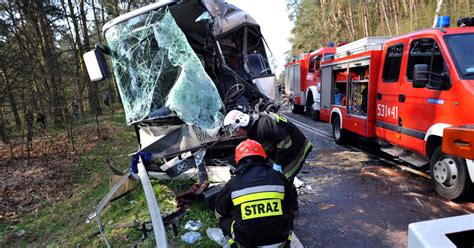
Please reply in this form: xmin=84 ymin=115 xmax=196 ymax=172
xmin=0 ymin=125 xmax=116 ymax=220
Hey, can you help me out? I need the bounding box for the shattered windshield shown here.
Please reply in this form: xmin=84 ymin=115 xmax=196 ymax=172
xmin=104 ymin=8 xmax=223 ymax=133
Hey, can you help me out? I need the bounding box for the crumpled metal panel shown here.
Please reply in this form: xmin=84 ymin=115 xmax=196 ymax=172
xmin=105 ymin=8 xmax=223 ymax=134
xmin=202 ymin=0 xmax=257 ymax=36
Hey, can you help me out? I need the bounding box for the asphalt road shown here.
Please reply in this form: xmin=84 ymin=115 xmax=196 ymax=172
xmin=280 ymin=107 xmax=474 ymax=247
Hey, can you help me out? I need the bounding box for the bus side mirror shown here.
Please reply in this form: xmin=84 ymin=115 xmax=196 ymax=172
xmin=413 ymin=64 xmax=429 ymax=88
xmin=83 ymin=48 xmax=109 ymax=82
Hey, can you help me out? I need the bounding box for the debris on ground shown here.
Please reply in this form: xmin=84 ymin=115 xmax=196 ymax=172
xmin=15 ymin=229 xmax=26 ymax=237
xmin=184 ymin=220 xmax=203 ymax=231
xmin=206 ymin=227 xmax=228 ymax=247
xmin=293 ymin=176 xmax=304 ymax=188
xmin=317 ymin=203 xmax=336 ymax=211
xmin=181 ymin=231 xmax=201 ymax=244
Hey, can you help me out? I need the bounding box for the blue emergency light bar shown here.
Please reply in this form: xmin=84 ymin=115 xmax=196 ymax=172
xmin=436 ymin=16 xmax=450 ymax=28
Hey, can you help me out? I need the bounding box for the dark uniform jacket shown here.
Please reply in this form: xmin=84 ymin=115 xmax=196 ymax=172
xmin=215 ymin=160 xmax=297 ymax=247
xmin=247 ymin=112 xmax=312 ymax=180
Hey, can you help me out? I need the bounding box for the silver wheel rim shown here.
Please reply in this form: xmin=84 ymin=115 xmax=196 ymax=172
xmin=433 ymin=157 xmax=458 ymax=188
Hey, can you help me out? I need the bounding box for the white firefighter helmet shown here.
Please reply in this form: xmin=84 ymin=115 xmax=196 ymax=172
xmin=224 ymin=110 xmax=251 ymax=129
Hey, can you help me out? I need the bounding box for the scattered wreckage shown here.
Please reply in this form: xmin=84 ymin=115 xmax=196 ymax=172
xmin=83 ymin=0 xmax=279 ymax=246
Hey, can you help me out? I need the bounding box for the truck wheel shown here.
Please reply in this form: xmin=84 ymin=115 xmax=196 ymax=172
xmin=312 ymin=110 xmax=320 ymax=121
xmin=332 ymin=116 xmax=346 ymax=145
xmin=291 ymin=101 xmax=303 ymax=114
xmin=305 ymin=98 xmax=319 ymax=121
xmin=430 ymin=147 xmax=472 ymax=200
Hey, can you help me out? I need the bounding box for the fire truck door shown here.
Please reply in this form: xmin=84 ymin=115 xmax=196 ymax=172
xmin=376 ymin=44 xmax=404 ymax=142
xmin=294 ymin=64 xmax=302 ymax=104
xmin=402 ymin=38 xmax=450 ymax=140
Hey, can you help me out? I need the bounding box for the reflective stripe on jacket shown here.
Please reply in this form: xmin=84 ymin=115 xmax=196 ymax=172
xmin=215 ymin=160 xmax=297 ymax=247
xmin=247 ymin=113 xmax=313 ymax=180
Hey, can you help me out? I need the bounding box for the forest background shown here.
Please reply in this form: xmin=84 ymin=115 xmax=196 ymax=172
xmin=288 ymin=0 xmax=473 ymax=56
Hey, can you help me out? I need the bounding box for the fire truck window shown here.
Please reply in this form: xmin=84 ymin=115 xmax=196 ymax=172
xmin=407 ymin=38 xmax=447 ymax=84
xmin=445 ymin=33 xmax=474 ymax=80
xmin=316 ymin=55 xmax=322 ymax=70
xmin=309 ymin=57 xmax=316 ymax=73
xmin=382 ymin=44 xmax=403 ymax=82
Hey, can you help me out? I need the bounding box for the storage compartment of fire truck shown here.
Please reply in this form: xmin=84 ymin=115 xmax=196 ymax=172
xmin=330 ymin=61 xmax=370 ymax=117
xmin=332 ymin=65 xmax=347 ymax=106
xmin=347 ymin=61 xmax=369 ymax=117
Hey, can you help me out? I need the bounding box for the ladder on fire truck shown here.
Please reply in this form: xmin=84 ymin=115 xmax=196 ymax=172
xmin=334 ymin=36 xmax=390 ymax=58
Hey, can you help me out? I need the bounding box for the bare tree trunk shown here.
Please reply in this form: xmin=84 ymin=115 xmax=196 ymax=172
xmin=80 ymin=0 xmax=102 ymax=115
xmin=378 ymin=2 xmax=385 ymax=34
xmin=0 ymin=107 xmax=11 ymax=151
xmin=92 ymin=1 xmax=103 ymax=43
xmin=381 ymin=0 xmax=393 ymax=36
xmin=35 ymin=0 xmax=65 ymax=123
xmin=363 ymin=3 xmax=370 ymax=36
xmin=8 ymin=90 xmax=22 ymax=129
xmin=402 ymin=0 xmax=408 ymax=16
xmin=100 ymin=0 xmax=106 ymax=26
xmin=341 ymin=4 xmax=355 ymax=41
xmin=79 ymin=0 xmax=90 ymax=50
xmin=413 ymin=0 xmax=418 ymax=29
xmin=348 ymin=4 xmax=357 ymax=39
xmin=392 ymin=0 xmax=400 ymax=35
xmin=1 ymin=71 xmax=22 ymax=128
xmin=66 ymin=0 xmax=86 ymax=116
xmin=409 ymin=0 xmax=414 ymax=30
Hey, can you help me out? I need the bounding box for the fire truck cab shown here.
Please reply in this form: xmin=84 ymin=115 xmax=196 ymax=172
xmin=285 ymin=47 xmax=335 ymax=120
xmin=321 ymin=22 xmax=474 ymax=200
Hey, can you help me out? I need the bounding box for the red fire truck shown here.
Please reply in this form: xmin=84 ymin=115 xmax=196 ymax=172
xmin=319 ymin=18 xmax=474 ymax=200
xmin=284 ymin=47 xmax=335 ymax=119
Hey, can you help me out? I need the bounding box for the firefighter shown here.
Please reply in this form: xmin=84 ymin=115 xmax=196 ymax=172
xmin=215 ymin=139 xmax=297 ymax=247
xmin=223 ymin=110 xmax=312 ymax=183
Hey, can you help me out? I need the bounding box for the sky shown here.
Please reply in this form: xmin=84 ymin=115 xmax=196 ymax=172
xmin=226 ymin=0 xmax=294 ymax=76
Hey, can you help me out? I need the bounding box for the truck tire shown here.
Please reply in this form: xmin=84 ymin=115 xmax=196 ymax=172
xmin=312 ymin=110 xmax=320 ymax=121
xmin=332 ymin=116 xmax=346 ymax=145
xmin=291 ymin=101 xmax=304 ymax=114
xmin=305 ymin=97 xmax=320 ymax=121
xmin=430 ymin=147 xmax=472 ymax=200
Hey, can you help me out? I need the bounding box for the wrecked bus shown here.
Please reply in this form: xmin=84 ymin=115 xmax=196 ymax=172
xmin=83 ymin=0 xmax=278 ymax=246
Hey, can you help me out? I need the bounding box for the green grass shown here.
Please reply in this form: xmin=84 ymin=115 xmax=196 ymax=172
xmin=0 ymin=111 xmax=222 ymax=247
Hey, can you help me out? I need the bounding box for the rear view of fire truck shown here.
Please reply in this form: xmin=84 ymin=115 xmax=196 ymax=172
xmin=285 ymin=48 xmax=335 ymax=120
